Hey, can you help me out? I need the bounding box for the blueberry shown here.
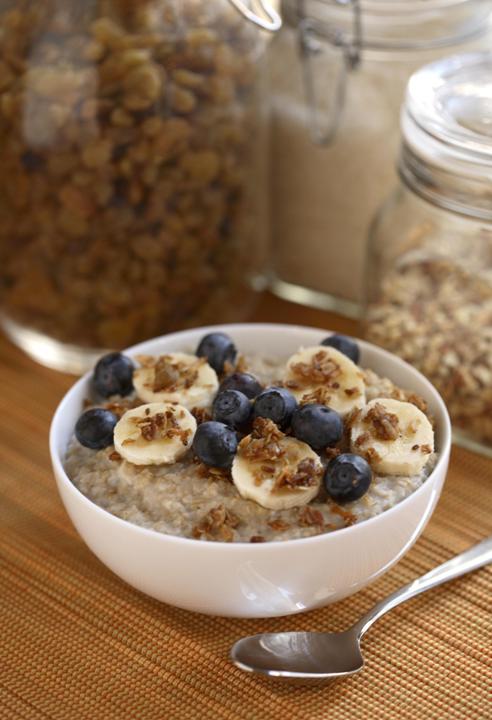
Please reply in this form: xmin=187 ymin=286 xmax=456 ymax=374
xmin=291 ymin=403 xmax=343 ymax=450
xmin=75 ymin=408 xmax=118 ymax=450
xmin=93 ymin=352 xmax=134 ymax=398
xmin=324 ymin=453 xmax=372 ymax=503
xmin=213 ymin=390 xmax=251 ymax=430
xmin=321 ymin=334 xmax=360 ymax=364
xmin=253 ymin=387 xmax=297 ymax=430
xmin=219 ymin=372 xmax=263 ymax=399
xmin=192 ymin=421 xmax=238 ymax=468
xmin=196 ymin=332 xmax=237 ymax=374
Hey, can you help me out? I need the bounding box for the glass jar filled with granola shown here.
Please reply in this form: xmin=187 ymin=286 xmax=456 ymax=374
xmin=365 ymin=52 xmax=492 ymax=456
xmin=0 ymin=0 xmax=279 ymax=372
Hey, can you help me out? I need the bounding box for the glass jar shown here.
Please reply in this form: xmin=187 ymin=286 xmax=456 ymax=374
xmin=269 ymin=0 xmax=491 ymax=318
xmin=0 ymin=0 xmax=280 ymax=373
xmin=365 ymin=52 xmax=492 ymax=456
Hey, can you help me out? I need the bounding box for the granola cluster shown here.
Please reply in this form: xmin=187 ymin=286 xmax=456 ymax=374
xmin=192 ymin=503 xmax=239 ymax=542
xmin=366 ymin=257 xmax=492 ymax=445
xmin=137 ymin=354 xmax=203 ymax=393
xmin=287 ymin=351 xmax=341 ymax=390
xmin=0 ymin=1 xmax=265 ymax=349
xmin=238 ymin=417 xmax=286 ymax=464
xmin=364 ymin=402 xmax=399 ymax=441
xmin=126 ymin=406 xmax=191 ymax=444
xmin=190 ymin=407 xmax=212 ymax=425
xmin=275 ymin=458 xmax=320 ymax=489
xmin=238 ymin=418 xmax=322 ymax=490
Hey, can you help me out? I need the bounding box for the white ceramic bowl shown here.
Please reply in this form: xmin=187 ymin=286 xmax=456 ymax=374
xmin=50 ymin=324 xmax=451 ymax=618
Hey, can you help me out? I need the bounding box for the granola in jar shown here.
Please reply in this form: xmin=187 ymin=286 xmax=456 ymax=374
xmin=366 ymin=253 xmax=492 ymax=447
xmin=364 ymin=53 xmax=492 ymax=453
xmin=0 ymin=0 xmax=270 ymax=371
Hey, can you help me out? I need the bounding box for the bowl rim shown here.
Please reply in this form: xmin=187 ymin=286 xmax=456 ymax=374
xmin=49 ymin=322 xmax=452 ymax=550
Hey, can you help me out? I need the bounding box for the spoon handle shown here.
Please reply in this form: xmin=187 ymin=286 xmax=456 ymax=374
xmin=354 ymin=535 xmax=492 ymax=639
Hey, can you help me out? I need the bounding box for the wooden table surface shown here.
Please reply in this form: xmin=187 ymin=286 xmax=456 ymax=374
xmin=1 ymin=293 xmax=491 ymax=720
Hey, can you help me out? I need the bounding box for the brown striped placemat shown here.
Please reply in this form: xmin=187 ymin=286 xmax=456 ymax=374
xmin=1 ymin=297 xmax=491 ymax=720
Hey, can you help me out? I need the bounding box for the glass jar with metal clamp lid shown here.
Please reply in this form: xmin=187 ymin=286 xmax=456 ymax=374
xmin=365 ymin=52 xmax=492 ymax=456
xmin=269 ymin=0 xmax=492 ymax=318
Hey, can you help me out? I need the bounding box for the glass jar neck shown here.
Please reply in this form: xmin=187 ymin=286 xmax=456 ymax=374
xmin=282 ymin=0 xmax=491 ymax=50
xmin=399 ymin=138 xmax=492 ymax=222
xmin=400 ymin=52 xmax=492 ymax=222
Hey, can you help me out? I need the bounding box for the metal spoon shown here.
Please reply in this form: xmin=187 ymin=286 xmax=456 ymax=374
xmin=231 ymin=535 xmax=492 ymax=684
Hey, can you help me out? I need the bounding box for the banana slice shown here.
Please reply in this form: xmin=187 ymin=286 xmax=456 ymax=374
xmin=350 ymin=398 xmax=434 ymax=476
xmin=284 ymin=345 xmax=365 ymax=416
xmin=114 ymin=402 xmax=196 ymax=465
xmin=231 ymin=418 xmax=322 ymax=510
xmin=133 ymin=352 xmax=218 ymax=410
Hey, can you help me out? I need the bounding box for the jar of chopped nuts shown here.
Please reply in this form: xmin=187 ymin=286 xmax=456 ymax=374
xmin=0 ymin=0 xmax=280 ymax=372
xmin=365 ymin=52 xmax=492 ymax=455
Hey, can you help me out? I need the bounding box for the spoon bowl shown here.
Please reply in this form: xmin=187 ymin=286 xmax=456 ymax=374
xmin=231 ymin=535 xmax=492 ymax=683
xmin=231 ymin=630 xmax=364 ymax=683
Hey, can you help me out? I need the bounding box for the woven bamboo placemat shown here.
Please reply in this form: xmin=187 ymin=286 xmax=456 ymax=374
xmin=1 ymin=296 xmax=491 ymax=720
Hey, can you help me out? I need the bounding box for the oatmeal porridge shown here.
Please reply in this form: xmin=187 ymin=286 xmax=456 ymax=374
xmin=64 ymin=332 xmax=437 ymax=542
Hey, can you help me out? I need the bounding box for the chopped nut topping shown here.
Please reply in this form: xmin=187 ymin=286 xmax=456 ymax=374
xmin=108 ymin=451 xmax=121 ymax=462
xmin=290 ymin=350 xmax=341 ymax=386
xmin=324 ymin=447 xmax=342 ymax=461
xmin=420 ymin=444 xmax=432 ymax=454
xmin=196 ymin=463 xmax=231 ymax=483
xmin=134 ymin=409 xmax=191 ymax=445
xmin=239 ymin=419 xmax=323 ymax=492
xmin=354 ymin=432 xmax=370 ymax=448
xmin=222 ymin=360 xmax=235 ymax=376
xmin=404 ymin=392 xmax=428 ymax=416
xmin=345 ymin=408 xmax=362 ymax=428
xmin=330 ymin=503 xmax=357 ymax=527
xmin=412 ymin=444 xmax=419 ymax=451
xmin=249 ymin=535 xmax=265 ymax=543
xmin=238 ymin=418 xmax=286 ymax=463
xmin=300 ymin=387 xmax=332 ymax=406
xmin=138 ymin=354 xmax=203 ymax=393
xmin=364 ymin=447 xmax=383 ymax=465
xmin=298 ymin=506 xmax=324 ymax=527
xmin=364 ymin=402 xmax=400 ymax=441
xmin=153 ymin=356 xmax=182 ymax=391
xmin=222 ymin=355 xmax=246 ymax=377
xmin=192 ymin=504 xmax=239 ymax=542
xmin=267 ymin=519 xmax=291 ymax=531
xmin=104 ymin=398 xmax=142 ymax=418
xmin=344 ymin=386 xmax=362 ymax=397
xmin=191 ymin=407 xmax=212 ymax=425
xmin=275 ymin=458 xmax=321 ymax=490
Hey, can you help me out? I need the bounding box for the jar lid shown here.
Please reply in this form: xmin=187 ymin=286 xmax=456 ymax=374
xmin=401 ymin=52 xmax=492 ymax=220
xmin=283 ymin=0 xmax=491 ymax=49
